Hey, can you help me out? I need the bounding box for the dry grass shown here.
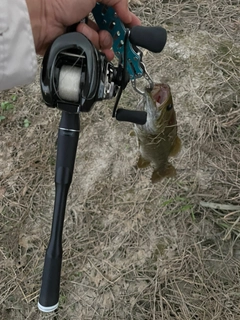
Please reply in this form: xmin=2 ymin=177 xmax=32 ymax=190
xmin=1 ymin=0 xmax=240 ymax=319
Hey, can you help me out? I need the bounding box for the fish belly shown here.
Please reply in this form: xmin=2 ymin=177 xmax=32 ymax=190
xmin=136 ymin=128 xmax=180 ymax=183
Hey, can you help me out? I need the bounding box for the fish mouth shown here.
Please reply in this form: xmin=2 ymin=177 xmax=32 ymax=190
xmin=145 ymin=84 xmax=170 ymax=104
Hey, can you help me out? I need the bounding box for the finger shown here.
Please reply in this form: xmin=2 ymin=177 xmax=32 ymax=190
xmin=99 ymin=0 xmax=129 ymax=24
xmin=99 ymin=30 xmax=113 ymax=50
xmin=113 ymin=2 xmax=141 ymax=26
xmin=76 ymin=19 xmax=99 ymax=33
xmin=102 ymin=48 xmax=115 ymax=61
xmin=76 ymin=23 xmax=100 ymax=49
xmin=77 ymin=24 xmax=112 ymax=50
xmin=128 ymin=12 xmax=141 ymax=27
xmin=99 ymin=0 xmax=141 ymax=26
xmin=76 ymin=23 xmax=114 ymax=61
xmin=86 ymin=19 xmax=99 ymax=32
xmin=83 ymin=21 xmax=113 ymax=50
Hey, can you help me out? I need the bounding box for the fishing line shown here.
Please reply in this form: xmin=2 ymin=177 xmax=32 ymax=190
xmin=53 ymin=51 xmax=84 ymax=103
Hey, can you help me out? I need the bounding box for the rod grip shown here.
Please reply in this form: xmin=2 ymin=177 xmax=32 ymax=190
xmin=129 ymin=26 xmax=167 ymax=53
xmin=38 ymin=112 xmax=80 ymax=313
xmin=38 ymin=253 xmax=62 ymax=312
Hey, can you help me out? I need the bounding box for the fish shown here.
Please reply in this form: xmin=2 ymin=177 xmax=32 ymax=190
xmin=134 ymin=83 xmax=181 ymax=183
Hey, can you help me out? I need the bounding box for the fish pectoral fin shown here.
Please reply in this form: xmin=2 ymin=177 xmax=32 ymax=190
xmin=151 ymin=162 xmax=176 ymax=183
xmin=137 ymin=155 xmax=151 ymax=169
xmin=169 ymin=136 xmax=181 ymax=157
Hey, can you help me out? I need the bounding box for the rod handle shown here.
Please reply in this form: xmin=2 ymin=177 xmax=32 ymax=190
xmin=38 ymin=252 xmax=62 ymax=312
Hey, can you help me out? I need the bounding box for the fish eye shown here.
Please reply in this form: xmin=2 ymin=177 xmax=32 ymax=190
xmin=167 ymin=103 xmax=173 ymax=111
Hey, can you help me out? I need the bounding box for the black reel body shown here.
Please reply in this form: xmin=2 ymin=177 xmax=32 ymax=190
xmin=41 ymin=32 xmax=119 ymax=113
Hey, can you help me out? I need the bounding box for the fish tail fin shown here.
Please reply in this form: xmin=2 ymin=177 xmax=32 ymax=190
xmin=151 ymin=162 xmax=176 ymax=183
xmin=137 ymin=155 xmax=151 ymax=168
xmin=169 ymin=136 xmax=181 ymax=157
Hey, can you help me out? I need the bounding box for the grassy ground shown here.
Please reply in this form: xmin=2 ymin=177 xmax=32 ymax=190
xmin=0 ymin=0 xmax=240 ymax=319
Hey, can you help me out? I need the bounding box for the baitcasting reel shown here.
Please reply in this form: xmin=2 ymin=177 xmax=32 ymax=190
xmin=41 ymin=32 xmax=119 ymax=113
xmin=38 ymin=3 xmax=167 ymax=313
xmin=40 ymin=31 xmax=147 ymax=125
xmin=40 ymin=2 xmax=167 ymax=125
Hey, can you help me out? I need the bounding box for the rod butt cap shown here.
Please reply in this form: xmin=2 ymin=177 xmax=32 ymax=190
xmin=38 ymin=302 xmax=59 ymax=313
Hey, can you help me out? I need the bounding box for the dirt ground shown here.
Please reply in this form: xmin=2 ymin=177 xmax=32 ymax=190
xmin=1 ymin=1 xmax=240 ymax=319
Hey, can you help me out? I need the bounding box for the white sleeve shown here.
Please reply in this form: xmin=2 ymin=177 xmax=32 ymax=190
xmin=0 ymin=0 xmax=37 ymax=91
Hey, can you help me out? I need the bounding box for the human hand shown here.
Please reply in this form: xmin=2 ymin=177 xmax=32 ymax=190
xmin=26 ymin=0 xmax=141 ymax=60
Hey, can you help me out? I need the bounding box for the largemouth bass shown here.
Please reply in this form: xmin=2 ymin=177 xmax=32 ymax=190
xmin=134 ymin=83 xmax=181 ymax=183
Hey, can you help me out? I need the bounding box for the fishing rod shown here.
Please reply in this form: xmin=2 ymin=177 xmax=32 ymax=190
xmin=38 ymin=3 xmax=167 ymax=312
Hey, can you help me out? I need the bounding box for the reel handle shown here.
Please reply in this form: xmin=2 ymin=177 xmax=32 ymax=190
xmin=129 ymin=26 xmax=167 ymax=53
xmin=116 ymin=108 xmax=147 ymax=125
